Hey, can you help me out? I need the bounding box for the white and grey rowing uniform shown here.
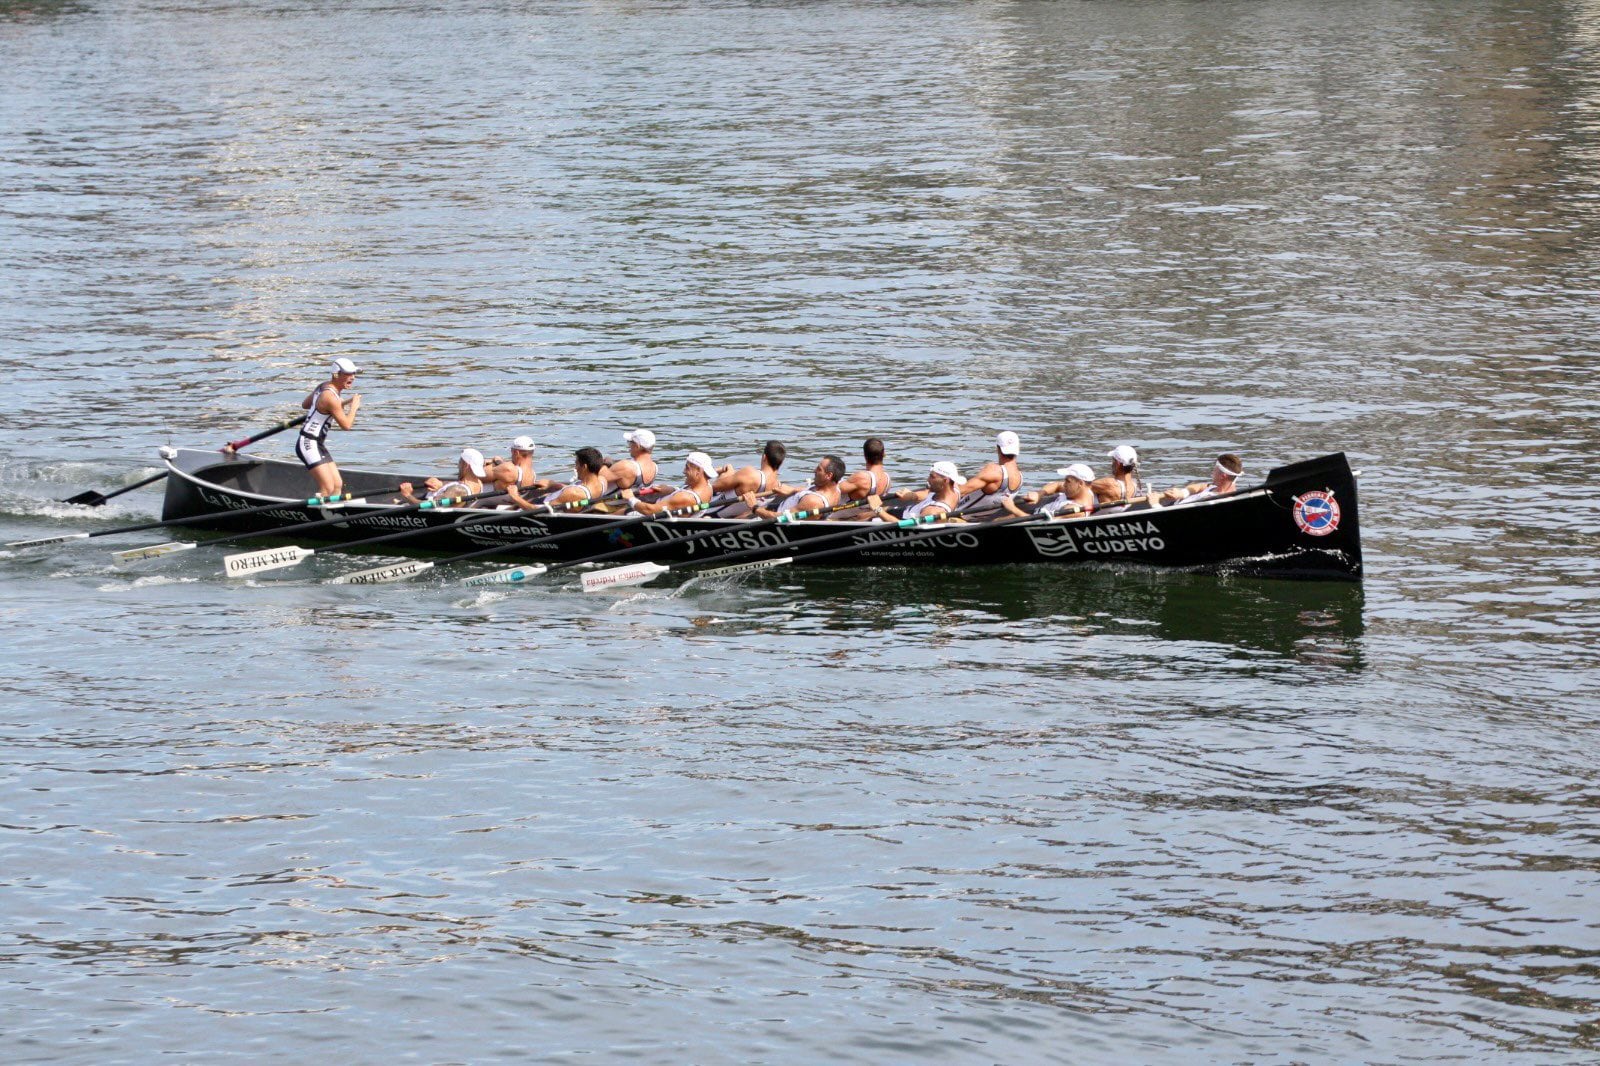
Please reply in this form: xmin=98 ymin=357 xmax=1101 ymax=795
xmin=1175 ymin=483 xmax=1228 ymax=505
xmin=1037 ymin=493 xmax=1095 ymax=518
xmin=706 ymin=468 xmax=777 ymax=518
xmin=904 ymin=496 xmax=952 ymax=520
xmin=846 ymin=468 xmax=890 ymax=501
xmin=1096 ymin=477 xmax=1151 ymax=512
xmin=953 ymin=467 xmax=1023 ymax=519
xmin=777 ymin=486 xmax=829 ymax=515
xmin=295 ymin=382 xmax=340 ymax=470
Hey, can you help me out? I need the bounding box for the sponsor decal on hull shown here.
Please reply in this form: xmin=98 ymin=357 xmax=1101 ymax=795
xmin=644 ymin=523 xmax=790 ymax=557
xmin=1024 ymin=518 xmax=1167 ymax=558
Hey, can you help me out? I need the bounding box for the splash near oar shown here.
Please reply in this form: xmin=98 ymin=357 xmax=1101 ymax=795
xmin=6 ymin=488 xmax=378 ymax=552
xmin=58 ymin=413 xmax=308 ymax=507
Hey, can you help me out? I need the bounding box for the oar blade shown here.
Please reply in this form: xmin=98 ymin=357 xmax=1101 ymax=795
xmin=5 ymin=532 xmax=91 ymax=549
xmin=223 ymin=545 xmax=315 ymax=578
xmin=698 ymin=556 xmax=793 ymax=580
xmin=460 ymin=564 xmax=547 ymax=587
xmin=112 ymin=542 xmax=194 ymax=563
xmin=581 ymin=561 xmax=669 ymax=592
xmin=326 ymin=560 xmax=436 ymax=585
xmin=62 ymin=490 xmax=108 ymax=507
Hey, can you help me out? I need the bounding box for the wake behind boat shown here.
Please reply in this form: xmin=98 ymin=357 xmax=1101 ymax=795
xmin=152 ymin=446 xmax=1363 ymax=581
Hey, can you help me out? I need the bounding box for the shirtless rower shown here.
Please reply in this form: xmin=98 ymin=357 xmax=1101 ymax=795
xmin=399 ymin=448 xmax=486 ymax=505
xmin=488 ymin=435 xmax=540 ymax=492
xmin=625 ymin=452 xmax=717 ymax=515
xmin=949 ymin=431 xmax=1024 ymax=519
xmin=837 ymin=437 xmax=892 ymax=502
xmin=296 ymin=358 xmax=363 ymax=497
xmin=708 ymin=440 xmax=790 ymax=517
xmin=1091 ymin=445 xmax=1149 ymax=508
xmin=1009 ymin=463 xmax=1096 ymax=518
xmin=1160 ymin=452 xmax=1244 ymax=505
xmin=745 ymin=455 xmax=845 ymax=519
xmin=602 ymin=428 xmax=664 ymax=499
xmin=507 ymin=447 xmax=608 ymax=511
xmin=871 ymin=462 xmax=961 ymax=523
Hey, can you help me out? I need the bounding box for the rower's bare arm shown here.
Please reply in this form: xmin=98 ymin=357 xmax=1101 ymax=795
xmin=321 ymin=388 xmax=360 ymax=430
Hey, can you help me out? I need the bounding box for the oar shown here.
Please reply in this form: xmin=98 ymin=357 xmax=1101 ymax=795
xmin=319 ymin=495 xmax=871 ymax=587
xmin=459 ymin=495 xmax=880 ymax=589
xmin=323 ymin=496 xmax=756 ymax=586
xmin=221 ymin=493 xmax=624 ymax=578
xmin=221 ymin=413 xmax=308 ymax=455
xmin=114 ymin=486 xmax=494 ymax=562
xmin=59 ymin=471 xmax=169 ymax=509
xmin=587 ymin=512 xmax=1052 ymax=591
xmin=6 ymin=486 xmax=389 ymax=553
xmin=58 ymin=414 xmax=308 ymax=507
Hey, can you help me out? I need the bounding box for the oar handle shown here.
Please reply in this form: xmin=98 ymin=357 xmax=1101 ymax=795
xmin=544 ymin=498 xmax=862 ymax=574
xmin=439 ymin=497 xmax=725 ymax=568
xmin=224 ymin=414 xmax=307 ymax=453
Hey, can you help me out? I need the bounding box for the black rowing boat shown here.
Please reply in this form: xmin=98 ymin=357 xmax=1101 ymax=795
xmin=156 ymin=447 xmax=1363 ymax=580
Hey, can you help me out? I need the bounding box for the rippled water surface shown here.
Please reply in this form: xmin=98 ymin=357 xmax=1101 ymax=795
xmin=4 ymin=0 xmax=1600 ymax=1061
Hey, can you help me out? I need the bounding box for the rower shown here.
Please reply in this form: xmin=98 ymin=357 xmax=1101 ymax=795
xmin=296 ymin=357 xmax=362 ymax=497
xmin=1091 ymin=445 xmax=1148 ymax=509
xmin=603 ymin=428 xmax=665 ymax=500
xmin=873 ymin=462 xmax=960 ymax=522
xmin=488 ymin=435 xmax=540 ymax=492
xmin=399 ymin=448 xmax=486 ymax=505
xmin=837 ymin=437 xmax=892 ymax=503
xmin=745 ymin=455 xmax=845 ymax=519
xmin=950 ymin=430 xmax=1023 ymax=520
xmin=507 ymin=447 xmax=608 ymax=511
xmin=1160 ymin=453 xmax=1244 ymax=505
xmin=624 ymin=452 xmax=717 ymax=515
xmin=708 ymin=440 xmax=790 ymax=517
xmin=1010 ymin=463 xmax=1096 ymax=518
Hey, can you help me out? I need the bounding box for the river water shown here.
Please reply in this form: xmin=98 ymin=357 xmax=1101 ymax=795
xmin=3 ymin=0 xmax=1599 ymax=1061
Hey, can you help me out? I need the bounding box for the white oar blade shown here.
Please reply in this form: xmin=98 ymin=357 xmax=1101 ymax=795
xmin=224 ymin=545 xmax=315 ymax=577
xmin=699 ymin=556 xmax=793 ymax=580
xmin=112 ymin=542 xmax=194 ymax=563
xmin=581 ymin=561 xmax=670 ymax=592
xmin=460 ymin=564 xmax=547 ymax=587
xmin=326 ymin=560 xmax=435 ymax=585
xmin=6 ymin=532 xmax=90 ymax=549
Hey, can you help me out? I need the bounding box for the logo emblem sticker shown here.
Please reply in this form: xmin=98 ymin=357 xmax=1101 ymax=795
xmin=1293 ymin=490 xmax=1341 ymax=536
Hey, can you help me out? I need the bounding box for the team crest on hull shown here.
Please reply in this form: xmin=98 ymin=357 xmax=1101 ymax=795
xmin=1292 ymin=490 xmax=1340 ymax=536
xmin=1024 ymin=525 xmax=1079 ymax=557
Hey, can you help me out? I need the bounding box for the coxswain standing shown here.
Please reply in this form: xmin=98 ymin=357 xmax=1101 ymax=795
xmin=625 ymin=452 xmax=717 ymax=515
xmin=1161 ymin=453 xmax=1244 ymax=505
xmin=297 ymin=358 xmax=362 ymax=497
xmin=399 ymin=448 xmax=486 ymax=505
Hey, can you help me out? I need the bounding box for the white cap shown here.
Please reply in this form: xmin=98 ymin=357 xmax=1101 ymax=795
xmin=510 ymin=436 xmax=535 ymax=453
xmin=1056 ymin=463 xmax=1095 ymax=483
xmin=1108 ymin=445 xmax=1138 ymax=467
xmin=996 ymin=431 xmax=1021 ymax=457
xmin=685 ymin=451 xmax=717 ymax=479
xmin=330 ymin=357 xmax=360 ymax=375
xmin=930 ymin=461 xmax=961 ymax=485
xmin=459 ymin=448 xmax=486 ymax=478
xmin=624 ymin=428 xmax=656 ymax=450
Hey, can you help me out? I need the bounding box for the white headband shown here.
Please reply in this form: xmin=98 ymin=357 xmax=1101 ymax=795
xmin=1214 ymin=461 xmax=1242 ymax=479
